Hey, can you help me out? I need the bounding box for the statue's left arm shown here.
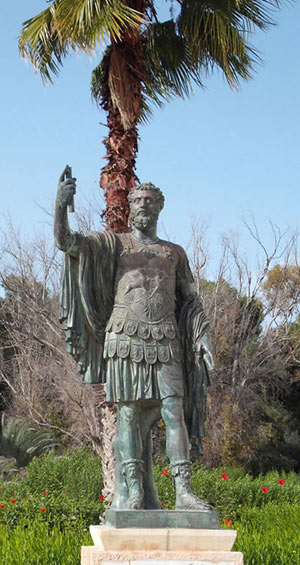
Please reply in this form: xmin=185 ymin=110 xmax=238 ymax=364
xmin=176 ymin=247 xmax=214 ymax=371
xmin=176 ymin=246 xmax=215 ymax=453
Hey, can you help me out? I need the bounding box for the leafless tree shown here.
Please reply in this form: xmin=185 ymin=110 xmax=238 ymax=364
xmin=0 ymin=217 xmax=115 ymax=499
xmin=190 ymin=219 xmax=300 ymax=470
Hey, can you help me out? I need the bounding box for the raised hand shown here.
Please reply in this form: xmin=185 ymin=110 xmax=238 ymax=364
xmin=56 ymin=165 xmax=76 ymax=210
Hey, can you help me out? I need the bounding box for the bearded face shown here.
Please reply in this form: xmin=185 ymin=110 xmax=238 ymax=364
xmin=131 ymin=210 xmax=159 ymax=230
xmin=129 ymin=190 xmax=161 ymax=232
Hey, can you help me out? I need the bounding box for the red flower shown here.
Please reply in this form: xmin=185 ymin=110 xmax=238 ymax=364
xmin=10 ymin=499 xmax=16 ymax=504
xmin=25 ymin=495 xmax=28 ymax=499
xmin=261 ymin=487 xmax=269 ymax=493
xmin=3 ymin=520 xmax=7 ymax=525
xmin=12 ymin=493 xmax=16 ymax=496
xmin=221 ymin=473 xmax=229 ymax=480
xmin=0 ymin=488 xmax=2 ymax=492
xmin=0 ymin=504 xmax=5 ymax=509
xmin=42 ymin=491 xmax=47 ymax=495
xmin=160 ymin=469 xmax=169 ymax=476
xmin=62 ymin=490 xmax=66 ymax=495
xmin=40 ymin=507 xmax=46 ymax=513
xmin=99 ymin=495 xmax=105 ymax=500
xmin=277 ymin=479 xmax=285 ymax=486
xmin=160 ymin=501 xmax=165 ymax=507
xmin=221 ymin=519 xmax=232 ymax=527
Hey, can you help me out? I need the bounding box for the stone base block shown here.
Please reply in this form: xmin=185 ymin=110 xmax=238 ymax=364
xmin=89 ymin=527 xmax=236 ymax=553
xmin=81 ymin=548 xmax=244 ymax=565
xmin=82 ymin=526 xmax=243 ymax=565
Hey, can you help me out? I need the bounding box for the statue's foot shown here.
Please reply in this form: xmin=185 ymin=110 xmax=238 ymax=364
xmin=110 ymin=492 xmax=128 ymax=509
xmin=124 ymin=493 xmax=144 ymax=510
xmin=171 ymin=460 xmax=214 ymax=512
xmin=176 ymin=492 xmax=214 ymax=511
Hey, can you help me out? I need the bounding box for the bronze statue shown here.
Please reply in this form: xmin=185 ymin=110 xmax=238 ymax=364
xmin=55 ymin=166 xmax=215 ymax=512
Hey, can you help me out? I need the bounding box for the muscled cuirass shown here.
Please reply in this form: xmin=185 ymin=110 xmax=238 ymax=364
xmin=114 ymin=235 xmax=177 ymax=322
xmin=103 ymin=235 xmax=184 ymax=365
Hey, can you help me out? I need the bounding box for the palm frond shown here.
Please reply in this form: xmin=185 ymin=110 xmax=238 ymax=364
xmin=92 ymin=38 xmax=146 ymax=130
xmin=145 ymin=20 xmax=203 ymax=101
xmin=143 ymin=0 xmax=270 ymax=111
xmin=0 ymin=456 xmax=18 ymax=479
xmin=176 ymin=0 xmax=266 ymax=87
xmin=91 ymin=60 xmax=106 ymax=104
xmin=19 ymin=0 xmax=144 ymax=83
xmin=177 ymin=0 xmax=279 ymax=37
xmin=55 ymin=0 xmax=144 ymax=46
xmin=19 ymin=4 xmax=64 ymax=83
xmin=0 ymin=414 xmax=57 ymax=470
xmin=107 ymin=47 xmax=132 ymax=128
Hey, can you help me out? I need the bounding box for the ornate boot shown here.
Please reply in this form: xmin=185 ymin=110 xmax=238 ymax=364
xmin=122 ymin=459 xmax=144 ymax=509
xmin=171 ymin=460 xmax=214 ymax=511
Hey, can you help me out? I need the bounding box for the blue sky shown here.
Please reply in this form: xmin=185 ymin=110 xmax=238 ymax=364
xmin=1 ymin=1 xmax=299 ymax=280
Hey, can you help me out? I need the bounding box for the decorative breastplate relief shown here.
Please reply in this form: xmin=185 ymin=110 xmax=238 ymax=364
xmin=114 ymin=237 xmax=177 ymax=323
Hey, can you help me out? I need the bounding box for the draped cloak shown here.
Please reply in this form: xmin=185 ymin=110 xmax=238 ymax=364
xmin=59 ymin=231 xmax=212 ymax=453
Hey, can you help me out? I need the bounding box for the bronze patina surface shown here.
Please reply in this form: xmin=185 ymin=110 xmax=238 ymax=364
xmin=55 ymin=167 xmax=215 ymax=515
xmin=105 ymin=508 xmax=219 ymax=529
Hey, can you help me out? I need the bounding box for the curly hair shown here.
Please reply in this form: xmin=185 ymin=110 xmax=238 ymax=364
xmin=128 ymin=182 xmax=165 ymax=211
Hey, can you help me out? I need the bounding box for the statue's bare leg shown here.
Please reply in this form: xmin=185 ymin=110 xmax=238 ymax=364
xmin=160 ymin=396 xmax=189 ymax=461
xmin=139 ymin=401 xmax=161 ymax=509
xmin=117 ymin=402 xmax=144 ymax=509
xmin=110 ymin=427 xmax=127 ymax=509
xmin=118 ymin=402 xmax=142 ymax=460
xmin=161 ymin=396 xmax=213 ymax=511
xmin=111 ymin=401 xmax=161 ymax=510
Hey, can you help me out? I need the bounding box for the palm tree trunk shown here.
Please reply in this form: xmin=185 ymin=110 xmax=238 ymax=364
xmin=99 ymin=2 xmax=146 ymax=232
xmin=100 ymin=101 xmax=139 ymax=232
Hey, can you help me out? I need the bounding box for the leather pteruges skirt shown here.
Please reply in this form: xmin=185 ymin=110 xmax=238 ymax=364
xmin=104 ymin=331 xmax=184 ymax=403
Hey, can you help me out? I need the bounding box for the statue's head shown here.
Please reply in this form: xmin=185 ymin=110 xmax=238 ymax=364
xmin=128 ymin=183 xmax=164 ymax=231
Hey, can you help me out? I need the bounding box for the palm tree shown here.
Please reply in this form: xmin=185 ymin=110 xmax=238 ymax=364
xmin=19 ymin=0 xmax=280 ymax=231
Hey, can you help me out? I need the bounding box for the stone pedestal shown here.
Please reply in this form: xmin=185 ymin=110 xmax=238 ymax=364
xmin=81 ymin=526 xmax=243 ymax=565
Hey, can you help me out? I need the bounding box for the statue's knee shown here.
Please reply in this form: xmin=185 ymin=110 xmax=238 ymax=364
xmin=119 ymin=403 xmax=139 ymax=424
xmin=161 ymin=397 xmax=184 ymax=427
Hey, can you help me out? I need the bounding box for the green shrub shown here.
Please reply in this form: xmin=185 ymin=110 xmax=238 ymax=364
xmin=0 ymin=447 xmax=105 ymax=529
xmin=0 ymin=518 xmax=92 ymax=565
xmin=153 ymin=465 xmax=175 ymax=508
xmin=20 ymin=447 xmax=103 ymax=501
xmin=0 ymin=490 xmax=103 ymax=529
xmin=155 ymin=464 xmax=300 ymax=521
